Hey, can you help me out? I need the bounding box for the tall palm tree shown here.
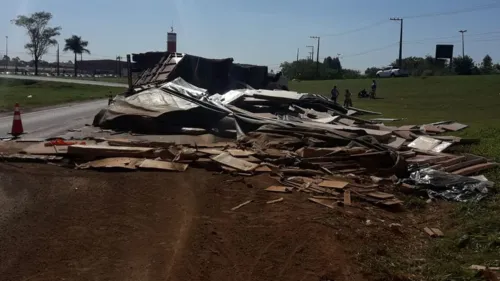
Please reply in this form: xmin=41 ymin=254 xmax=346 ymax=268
xmin=63 ymin=35 xmax=90 ymax=77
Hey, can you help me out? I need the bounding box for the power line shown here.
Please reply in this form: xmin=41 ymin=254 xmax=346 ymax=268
xmin=403 ymin=2 xmax=500 ymax=19
xmin=320 ymin=20 xmax=389 ymax=37
xmin=318 ymin=3 xmax=500 ymax=39
xmin=342 ymin=42 xmax=399 ymax=58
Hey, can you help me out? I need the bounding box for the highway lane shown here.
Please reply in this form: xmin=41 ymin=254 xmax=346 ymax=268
xmin=0 ymin=99 xmax=107 ymax=139
xmin=0 ymin=74 xmax=128 ymax=88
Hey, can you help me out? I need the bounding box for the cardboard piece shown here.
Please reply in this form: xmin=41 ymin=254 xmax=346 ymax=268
xmin=138 ymin=159 xmax=188 ymax=171
xmin=318 ymin=180 xmax=349 ymax=189
xmin=211 ymin=152 xmax=259 ymax=171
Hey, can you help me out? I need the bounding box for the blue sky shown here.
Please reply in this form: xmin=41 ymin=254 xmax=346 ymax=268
xmin=1 ymin=0 xmax=500 ymax=71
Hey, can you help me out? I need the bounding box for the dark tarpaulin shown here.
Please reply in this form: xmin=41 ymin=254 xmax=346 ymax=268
xmin=230 ymin=63 xmax=269 ymax=90
xmin=133 ymin=53 xmax=234 ymax=94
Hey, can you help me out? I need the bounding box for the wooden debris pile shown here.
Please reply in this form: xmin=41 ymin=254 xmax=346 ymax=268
xmin=1 ymin=113 xmax=498 ymax=210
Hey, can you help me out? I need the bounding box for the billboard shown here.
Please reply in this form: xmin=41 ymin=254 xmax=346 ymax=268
xmin=435 ymin=45 xmax=454 ymax=59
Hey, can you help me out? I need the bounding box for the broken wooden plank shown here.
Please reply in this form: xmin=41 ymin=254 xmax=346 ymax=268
xmin=231 ymin=200 xmax=253 ymax=211
xmin=280 ymin=168 xmax=324 ymax=176
xmin=106 ymin=138 xmax=174 ymax=148
xmin=312 ymin=195 xmax=339 ymax=200
xmin=387 ymin=137 xmax=406 ymax=150
xmin=265 ymin=186 xmax=292 ymax=193
xmin=0 ymin=153 xmax=64 ymax=163
xmin=380 ymin=198 xmax=403 ymax=206
xmin=211 ymin=152 xmax=258 ymax=172
xmin=470 ymin=265 xmax=500 ymax=271
xmin=318 ymin=179 xmax=349 ymax=189
xmin=79 ymin=157 xmax=142 ymax=170
xmin=452 ymin=162 xmax=498 ymax=176
xmin=195 ymin=142 xmax=236 ymax=148
xmin=367 ymin=191 xmax=395 ymax=200
xmin=67 ymin=145 xmax=155 ymax=159
xmin=227 ymin=149 xmax=256 ymax=157
xmin=266 ymin=197 xmax=284 ymax=204
xmin=237 ymin=155 xmax=261 ymax=163
xmin=393 ymin=130 xmax=415 ymax=140
xmin=423 ymin=227 xmax=437 ymax=237
xmin=421 ymin=124 xmax=446 ymax=134
xmin=435 ymin=156 xmax=466 ymax=167
xmin=255 ymin=165 xmax=272 ymax=172
xmin=343 ymin=190 xmax=352 ymax=206
xmin=308 ymin=198 xmax=336 ymax=209
xmin=430 ymin=228 xmax=444 ymax=237
xmin=138 ymin=159 xmax=188 ymax=172
xmin=437 ymin=122 xmax=468 ymax=132
xmin=443 ymin=157 xmax=487 ymax=172
xmin=197 ymin=148 xmax=224 ymax=155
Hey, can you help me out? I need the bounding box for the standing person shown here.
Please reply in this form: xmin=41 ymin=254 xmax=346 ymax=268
xmin=330 ymin=85 xmax=339 ymax=104
xmin=371 ymin=79 xmax=377 ymax=99
xmin=344 ymin=89 xmax=353 ymax=108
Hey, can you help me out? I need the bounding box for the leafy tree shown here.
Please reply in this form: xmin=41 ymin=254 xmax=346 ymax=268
xmin=453 ymin=55 xmax=475 ymax=75
xmin=2 ymin=55 xmax=10 ymax=61
xmin=364 ymin=67 xmax=379 ymax=78
xmin=11 ymin=11 xmax=61 ymax=75
xmin=323 ymin=56 xmax=342 ymax=71
xmin=63 ymin=35 xmax=90 ymax=76
xmin=494 ymin=63 xmax=500 ymax=73
xmin=480 ymin=54 xmax=493 ymax=74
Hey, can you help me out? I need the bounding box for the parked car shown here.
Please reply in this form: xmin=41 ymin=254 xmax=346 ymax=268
xmin=376 ymin=66 xmax=408 ymax=78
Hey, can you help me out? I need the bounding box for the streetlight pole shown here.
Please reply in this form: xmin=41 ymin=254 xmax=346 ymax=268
xmin=390 ymin=18 xmax=403 ymax=68
xmin=5 ymin=36 xmax=8 ymax=71
xmin=459 ymin=30 xmax=467 ymax=57
xmin=310 ymin=36 xmax=320 ymax=78
xmin=306 ymin=45 xmax=314 ymax=60
xmin=56 ymin=42 xmax=60 ymax=76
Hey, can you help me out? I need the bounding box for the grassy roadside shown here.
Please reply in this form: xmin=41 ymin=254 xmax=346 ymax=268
xmin=0 ymin=78 xmax=124 ymax=112
xmin=290 ymin=75 xmax=500 ymax=281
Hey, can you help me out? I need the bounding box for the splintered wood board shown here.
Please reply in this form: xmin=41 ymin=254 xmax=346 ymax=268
xmin=265 ymin=186 xmax=292 ymax=193
xmin=367 ymin=191 xmax=395 ymax=199
xmin=318 ymin=180 xmax=349 ymax=189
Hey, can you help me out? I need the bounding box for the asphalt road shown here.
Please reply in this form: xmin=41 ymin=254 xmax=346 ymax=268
xmin=0 ymin=74 xmax=128 ymax=88
xmin=0 ymin=99 xmax=107 ymax=139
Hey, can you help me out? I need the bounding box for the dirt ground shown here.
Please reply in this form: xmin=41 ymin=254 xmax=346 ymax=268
xmin=0 ymin=163 xmax=444 ymax=281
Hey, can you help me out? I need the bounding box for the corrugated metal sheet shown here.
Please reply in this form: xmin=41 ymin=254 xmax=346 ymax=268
xmin=134 ymin=53 xmax=184 ymax=87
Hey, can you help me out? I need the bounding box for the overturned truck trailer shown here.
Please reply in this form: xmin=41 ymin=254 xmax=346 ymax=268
xmin=93 ymin=52 xmax=344 ymax=134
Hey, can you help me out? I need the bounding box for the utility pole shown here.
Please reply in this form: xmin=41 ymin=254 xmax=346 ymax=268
xmin=126 ymin=54 xmax=133 ymax=92
xmin=116 ymin=56 xmax=122 ymax=77
xmin=306 ymin=45 xmax=314 ymax=60
xmin=5 ymin=36 xmax=8 ymax=71
xmin=56 ymin=42 xmax=60 ymax=76
xmin=295 ymin=48 xmax=299 ymax=78
xmin=310 ymin=36 xmax=320 ymax=78
xmin=459 ymin=30 xmax=467 ymax=57
xmin=390 ymin=18 xmax=403 ymax=68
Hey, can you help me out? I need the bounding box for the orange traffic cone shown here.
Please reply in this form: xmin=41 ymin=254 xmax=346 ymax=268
xmin=11 ymin=103 xmax=24 ymax=137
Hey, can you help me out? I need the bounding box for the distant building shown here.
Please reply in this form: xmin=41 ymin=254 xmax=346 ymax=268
xmin=76 ymin=59 xmax=130 ymax=76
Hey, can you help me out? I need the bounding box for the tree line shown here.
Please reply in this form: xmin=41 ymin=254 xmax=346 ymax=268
xmin=280 ymin=54 xmax=500 ymax=80
xmin=11 ymin=11 xmax=90 ymax=76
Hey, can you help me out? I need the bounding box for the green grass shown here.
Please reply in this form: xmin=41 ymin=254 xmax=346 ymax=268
xmin=0 ymin=78 xmax=125 ymax=112
xmin=66 ymin=76 xmax=129 ymax=84
xmin=290 ymin=75 xmax=500 ymax=281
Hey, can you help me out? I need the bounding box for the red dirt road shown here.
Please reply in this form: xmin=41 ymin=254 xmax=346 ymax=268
xmin=0 ymin=163 xmax=422 ymax=281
